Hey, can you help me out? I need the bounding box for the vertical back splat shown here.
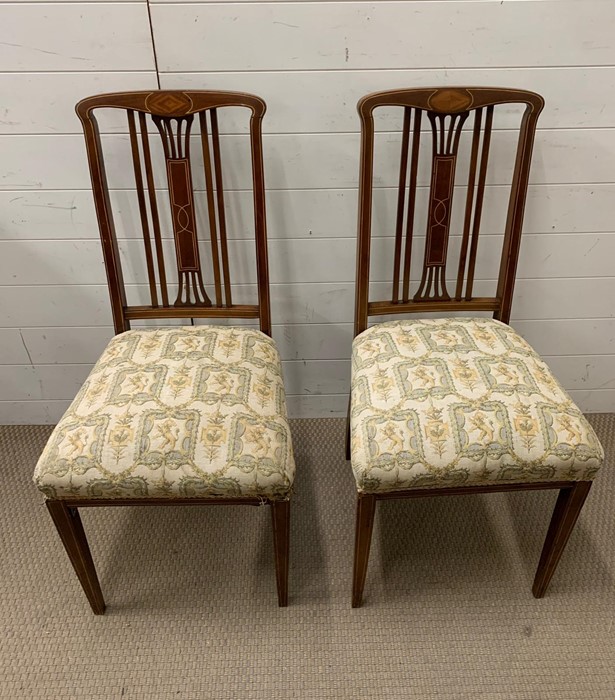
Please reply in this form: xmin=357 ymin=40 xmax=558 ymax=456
xmin=414 ymin=111 xmax=468 ymax=302
xmin=153 ymin=114 xmax=211 ymax=307
xmin=353 ymin=86 xmax=544 ymax=335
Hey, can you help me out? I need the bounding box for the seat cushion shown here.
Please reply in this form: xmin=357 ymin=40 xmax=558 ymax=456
xmin=350 ymin=318 xmax=604 ymax=493
xmin=34 ymin=327 xmax=295 ymax=500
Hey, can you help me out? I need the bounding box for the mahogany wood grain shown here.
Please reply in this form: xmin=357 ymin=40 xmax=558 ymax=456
xmin=47 ymin=90 xmax=287 ymax=614
xmin=353 ymin=86 xmax=544 ymax=336
xmin=348 ymin=87 xmax=592 ymax=608
xmin=76 ymin=89 xmax=271 ymax=334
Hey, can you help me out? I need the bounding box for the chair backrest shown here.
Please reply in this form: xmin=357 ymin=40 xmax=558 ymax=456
xmin=76 ymin=90 xmax=271 ymax=335
xmin=354 ymin=86 xmax=544 ymax=336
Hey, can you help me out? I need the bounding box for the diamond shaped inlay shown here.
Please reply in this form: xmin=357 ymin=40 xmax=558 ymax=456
xmin=427 ymin=88 xmax=473 ymax=113
xmin=145 ymin=92 xmax=193 ymax=116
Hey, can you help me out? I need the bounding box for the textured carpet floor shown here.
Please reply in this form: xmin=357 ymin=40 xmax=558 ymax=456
xmin=1 ymin=416 xmax=614 ymax=699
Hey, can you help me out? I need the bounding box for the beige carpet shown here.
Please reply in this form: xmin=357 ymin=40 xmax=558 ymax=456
xmin=1 ymin=416 xmax=614 ymax=699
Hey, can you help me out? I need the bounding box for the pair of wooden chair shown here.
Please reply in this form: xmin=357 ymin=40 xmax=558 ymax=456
xmin=33 ymin=88 xmax=604 ymax=613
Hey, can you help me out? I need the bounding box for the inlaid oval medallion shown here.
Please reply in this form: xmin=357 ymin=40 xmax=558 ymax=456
xmin=427 ymin=88 xmax=473 ymax=113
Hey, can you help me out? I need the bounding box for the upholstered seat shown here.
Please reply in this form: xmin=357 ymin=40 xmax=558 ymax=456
xmin=34 ymin=326 xmax=295 ymax=501
xmin=350 ymin=318 xmax=603 ymax=494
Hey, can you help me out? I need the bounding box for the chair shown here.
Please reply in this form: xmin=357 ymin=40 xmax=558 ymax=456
xmin=348 ymin=87 xmax=604 ymax=607
xmin=33 ymin=90 xmax=294 ymax=613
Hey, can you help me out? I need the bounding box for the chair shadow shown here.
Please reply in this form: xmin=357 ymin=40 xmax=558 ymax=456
xmin=374 ymin=492 xmax=520 ymax=604
xmin=502 ymin=487 xmax=614 ymax=597
xmin=84 ymin=501 xmax=275 ymax=614
xmin=374 ymin=484 xmax=613 ymax=604
xmin=80 ymin=423 xmax=334 ymax=613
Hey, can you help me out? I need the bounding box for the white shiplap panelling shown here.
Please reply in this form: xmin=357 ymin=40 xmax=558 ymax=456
xmin=0 ymin=72 xmax=158 ymax=134
xmin=161 ymin=67 xmax=615 ymax=133
xmin=2 ymin=128 xmax=614 ymax=191
xmin=1 ymin=0 xmax=614 ymax=421
xmin=0 ymin=4 xmax=155 ymax=71
xmin=1 ymin=184 xmax=614 ymax=241
xmin=2 ymin=233 xmax=615 ymax=287
xmin=151 ymin=1 xmax=615 ymax=71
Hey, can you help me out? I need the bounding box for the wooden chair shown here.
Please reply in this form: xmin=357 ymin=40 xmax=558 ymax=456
xmin=348 ymin=87 xmax=604 ymax=607
xmin=33 ymin=90 xmax=294 ymax=613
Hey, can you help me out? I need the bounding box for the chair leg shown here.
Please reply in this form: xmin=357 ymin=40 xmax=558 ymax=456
xmin=532 ymin=481 xmax=592 ymax=599
xmin=352 ymin=493 xmax=376 ymax=608
xmin=46 ymin=501 xmax=106 ymax=615
xmin=271 ymin=499 xmax=290 ymax=607
xmin=345 ymin=396 xmax=351 ymax=461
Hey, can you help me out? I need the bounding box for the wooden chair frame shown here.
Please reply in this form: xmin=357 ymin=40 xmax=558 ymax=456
xmin=348 ymin=87 xmax=593 ymax=607
xmin=45 ymin=91 xmax=289 ymax=614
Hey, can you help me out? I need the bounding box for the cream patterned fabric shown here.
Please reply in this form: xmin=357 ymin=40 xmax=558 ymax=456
xmin=350 ymin=318 xmax=604 ymax=493
xmin=34 ymin=327 xmax=295 ymax=500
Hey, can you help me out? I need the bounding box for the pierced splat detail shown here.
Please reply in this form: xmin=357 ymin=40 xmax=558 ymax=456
xmin=413 ymin=111 xmax=469 ymax=303
xmin=76 ymin=90 xmax=272 ymax=334
xmin=153 ymin=114 xmax=194 ymax=160
xmin=354 ymin=86 xmax=544 ymax=337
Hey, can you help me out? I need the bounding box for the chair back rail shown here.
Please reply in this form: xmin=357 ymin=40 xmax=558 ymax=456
xmin=354 ymin=86 xmax=544 ymax=335
xmin=76 ymin=90 xmax=271 ymax=335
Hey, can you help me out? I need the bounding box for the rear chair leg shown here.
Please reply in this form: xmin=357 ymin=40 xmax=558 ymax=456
xmin=533 ymin=481 xmax=592 ymax=598
xmin=352 ymin=493 xmax=376 ymax=608
xmin=46 ymin=501 xmax=106 ymax=615
xmin=271 ymin=500 xmax=290 ymax=607
xmin=345 ymin=395 xmax=352 ymax=461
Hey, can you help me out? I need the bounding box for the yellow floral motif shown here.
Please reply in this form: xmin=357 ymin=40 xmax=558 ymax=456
xmin=254 ymin=371 xmax=274 ymax=407
xmin=372 ymin=368 xmax=395 ymax=400
xmin=397 ymin=330 xmax=419 ymax=351
xmin=360 ymin=340 xmax=382 ymax=358
xmin=201 ymin=411 xmax=227 ymax=461
xmin=424 ymin=405 xmax=449 ymax=456
xmin=472 ymin=325 xmax=497 ymax=350
xmin=217 ymin=331 xmax=241 ymax=358
xmin=167 ymin=363 xmax=191 ymax=398
xmin=351 ymin=318 xmax=604 ymax=493
xmin=534 ymin=364 xmax=558 ymax=391
xmin=140 ymin=336 xmax=161 ymax=358
xmin=452 ymin=359 xmax=479 ymax=391
xmin=87 ymin=373 xmax=109 ymax=407
xmin=513 ymin=403 xmax=538 ymax=452
xmin=33 ymin=326 xmax=295 ymax=500
xmin=108 ymin=412 xmax=134 ymax=462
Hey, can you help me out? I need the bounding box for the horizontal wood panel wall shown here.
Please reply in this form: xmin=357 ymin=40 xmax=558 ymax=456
xmin=1 ymin=0 xmax=614 ymax=422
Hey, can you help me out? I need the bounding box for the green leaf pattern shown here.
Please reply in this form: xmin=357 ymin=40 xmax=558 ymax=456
xmin=33 ymin=327 xmax=295 ymax=500
xmin=351 ymin=318 xmax=604 ymax=493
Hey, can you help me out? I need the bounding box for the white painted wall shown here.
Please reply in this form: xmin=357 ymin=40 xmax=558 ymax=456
xmin=1 ymin=0 xmax=614 ymax=422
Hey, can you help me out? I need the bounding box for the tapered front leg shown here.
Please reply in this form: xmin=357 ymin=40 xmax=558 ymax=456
xmin=533 ymin=481 xmax=592 ymax=598
xmin=345 ymin=396 xmax=352 ymax=461
xmin=46 ymin=501 xmax=106 ymax=615
xmin=271 ymin=499 xmax=290 ymax=607
xmin=352 ymin=493 xmax=377 ymax=608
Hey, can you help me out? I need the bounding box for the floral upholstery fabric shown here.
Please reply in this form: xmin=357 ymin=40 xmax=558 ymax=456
xmin=34 ymin=327 xmax=295 ymax=500
xmin=350 ymin=318 xmax=604 ymax=494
